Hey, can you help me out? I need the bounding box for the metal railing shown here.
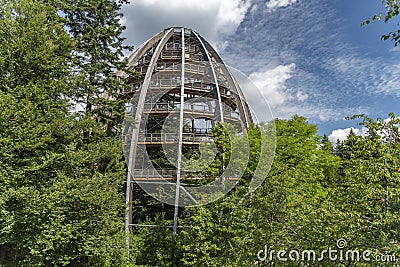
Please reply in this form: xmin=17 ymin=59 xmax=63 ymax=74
xmin=148 ymin=80 xmax=235 ymax=99
xmin=154 ymin=62 xmax=208 ymax=75
xmin=132 ymin=169 xmax=178 ymax=179
xmin=143 ymin=102 xmax=240 ymax=121
xmin=138 ymin=133 xmax=214 ymax=144
xmin=131 ymin=169 xmax=240 ymax=181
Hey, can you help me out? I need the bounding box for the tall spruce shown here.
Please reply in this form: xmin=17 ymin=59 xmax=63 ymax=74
xmin=55 ymin=0 xmax=132 ymax=129
xmin=0 ymin=0 xmax=133 ymax=265
xmin=0 ymin=0 xmax=75 ymax=264
xmin=334 ymin=114 xmax=400 ymax=264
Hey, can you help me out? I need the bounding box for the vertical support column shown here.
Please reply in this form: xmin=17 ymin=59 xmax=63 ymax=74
xmin=125 ymin=169 xmax=133 ymax=248
xmin=125 ymin=29 xmax=174 ymax=248
xmin=193 ymin=32 xmax=224 ymax=123
xmin=225 ymin=67 xmax=251 ymax=130
xmin=173 ymin=28 xmax=186 ymax=236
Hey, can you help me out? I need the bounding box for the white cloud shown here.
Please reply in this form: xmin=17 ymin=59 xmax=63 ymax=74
xmin=266 ymin=0 xmax=298 ymax=10
xmin=328 ymin=127 xmax=366 ymax=143
xmin=246 ymin=63 xmax=359 ymax=121
xmin=121 ymin=0 xmax=251 ymax=50
xmin=390 ymin=46 xmax=400 ymax=52
xmin=296 ymin=91 xmax=308 ymax=101
xmin=383 ymin=116 xmax=398 ymax=123
xmin=326 ymin=56 xmax=400 ymax=97
xmin=249 ymin=63 xmax=296 ymax=107
xmin=271 ymin=105 xmax=357 ymax=122
xmin=216 ymin=0 xmax=251 ymax=37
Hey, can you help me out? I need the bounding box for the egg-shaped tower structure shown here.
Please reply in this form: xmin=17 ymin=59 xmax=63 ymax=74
xmin=121 ymin=27 xmax=253 ymax=235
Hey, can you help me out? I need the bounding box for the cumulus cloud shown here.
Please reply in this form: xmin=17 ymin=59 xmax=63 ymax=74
xmin=266 ymin=0 xmax=298 ymax=10
xmin=245 ymin=63 xmax=346 ymax=121
xmin=121 ymin=0 xmax=251 ymax=50
xmin=249 ymin=63 xmax=296 ymax=108
xmin=328 ymin=127 xmax=366 ymax=143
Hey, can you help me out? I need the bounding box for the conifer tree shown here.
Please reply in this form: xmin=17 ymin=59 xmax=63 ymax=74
xmin=0 ymin=0 xmax=132 ymax=265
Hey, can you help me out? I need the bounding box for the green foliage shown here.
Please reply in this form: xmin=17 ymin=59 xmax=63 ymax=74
xmin=334 ymin=113 xmax=400 ymax=265
xmin=53 ymin=0 xmax=133 ymax=128
xmin=131 ymin=114 xmax=400 ymax=266
xmin=131 ymin=116 xmax=342 ymax=266
xmin=1 ymin=0 xmax=399 ymax=265
xmin=362 ymin=0 xmax=400 ymax=46
xmin=0 ymin=0 xmax=131 ymax=265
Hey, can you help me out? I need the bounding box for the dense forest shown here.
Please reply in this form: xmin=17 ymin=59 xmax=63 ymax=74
xmin=0 ymin=0 xmax=399 ymax=266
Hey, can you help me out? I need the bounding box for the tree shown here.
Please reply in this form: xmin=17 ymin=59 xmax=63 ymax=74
xmin=131 ymin=116 xmax=342 ymax=266
xmin=0 ymin=0 xmax=131 ymax=265
xmin=0 ymin=0 xmax=75 ymax=264
xmin=362 ymin=0 xmax=400 ymax=46
xmin=54 ymin=0 xmax=132 ymax=129
xmin=334 ymin=113 xmax=400 ymax=266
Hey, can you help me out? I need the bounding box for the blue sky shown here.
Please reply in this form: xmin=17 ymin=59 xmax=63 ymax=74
xmin=121 ymin=0 xmax=400 ymax=141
